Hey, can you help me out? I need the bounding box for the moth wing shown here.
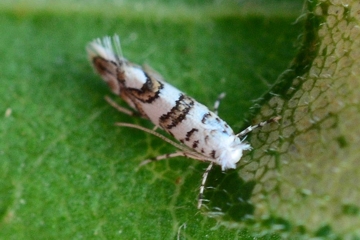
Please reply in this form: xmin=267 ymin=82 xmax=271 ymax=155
xmin=142 ymin=63 xmax=167 ymax=83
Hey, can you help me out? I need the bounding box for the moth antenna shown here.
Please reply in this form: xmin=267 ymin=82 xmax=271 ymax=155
xmin=236 ymin=116 xmax=281 ymax=138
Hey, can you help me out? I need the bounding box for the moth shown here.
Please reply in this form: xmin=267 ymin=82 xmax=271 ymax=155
xmin=86 ymin=35 xmax=280 ymax=209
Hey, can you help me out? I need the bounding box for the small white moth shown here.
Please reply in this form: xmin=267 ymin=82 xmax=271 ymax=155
xmin=87 ymin=35 xmax=280 ymax=209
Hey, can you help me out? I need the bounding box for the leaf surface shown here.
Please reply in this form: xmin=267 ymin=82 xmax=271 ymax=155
xmin=3 ymin=0 xmax=358 ymax=239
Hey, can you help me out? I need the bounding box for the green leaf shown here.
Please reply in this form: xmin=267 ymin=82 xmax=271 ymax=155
xmin=4 ymin=0 xmax=359 ymax=239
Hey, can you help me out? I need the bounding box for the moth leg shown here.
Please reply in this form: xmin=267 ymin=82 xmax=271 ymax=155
xmin=195 ymin=92 xmax=226 ymax=209
xmin=105 ymin=95 xmax=137 ymax=116
xmin=116 ymin=122 xmax=189 ymax=152
xmin=139 ymin=152 xmax=193 ymax=166
xmin=236 ymin=116 xmax=282 ymax=138
xmin=198 ymin=162 xmax=214 ymax=209
xmin=213 ymin=92 xmax=226 ymax=115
